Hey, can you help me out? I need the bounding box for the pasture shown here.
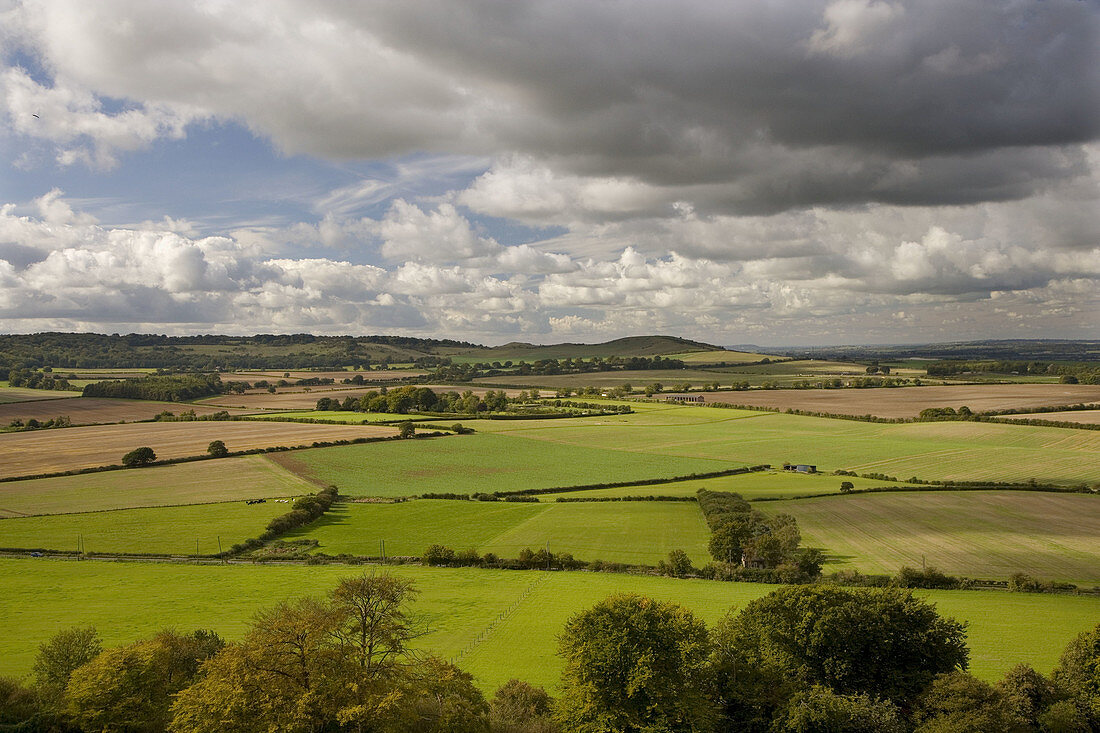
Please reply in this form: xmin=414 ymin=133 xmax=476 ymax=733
xmin=0 ymin=397 xmax=257 ymax=426
xmin=0 ymin=455 xmax=314 ymax=517
xmin=778 ymin=491 xmax=1100 ymax=585
xmin=0 ymin=421 xmax=397 ymax=478
xmin=290 ymin=499 xmax=712 ymax=566
xmin=472 ymin=402 xmax=1100 ymax=485
xmin=1 ymin=559 xmax=1097 ymax=691
xmin=533 ymin=470 xmax=914 ymax=501
xmin=231 ymin=369 xmax=427 ymax=383
xmin=0 ymin=387 xmax=75 ymax=404
xmin=0 ymin=500 xmax=287 ymax=555
xmin=663 ymin=383 xmax=1100 ymax=418
xmin=269 ymin=431 xmax=732 ymax=497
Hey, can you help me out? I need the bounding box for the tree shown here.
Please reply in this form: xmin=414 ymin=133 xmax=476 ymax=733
xmin=840 ymin=481 xmax=855 ymax=493
xmin=66 ymin=629 xmax=223 ymax=733
xmin=776 ymin=685 xmax=905 ymax=733
xmin=912 ymin=671 xmax=1026 ymax=732
xmin=399 ymin=421 xmax=415 ymax=439
xmin=658 ymin=549 xmax=695 ymax=578
xmin=122 ymin=446 xmax=157 ymax=467
xmin=206 ymin=440 xmax=228 ymax=458
xmin=556 ymin=593 xmax=716 ymax=732
xmin=490 ymin=679 xmax=555 ymax=733
xmin=712 ymin=586 xmax=969 ymax=728
xmin=32 ymin=626 xmax=102 ymax=709
xmin=997 ymin=664 xmax=1057 ymax=729
xmin=1051 ymin=622 xmax=1100 ymax=727
xmin=0 ymin=676 xmax=40 ymax=727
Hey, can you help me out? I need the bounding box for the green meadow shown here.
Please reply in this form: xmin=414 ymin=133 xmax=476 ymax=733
xmin=777 ymin=491 xmax=1100 ymax=585
xmin=269 ymin=431 xmax=734 ymax=497
xmin=0 ymin=501 xmax=287 ymax=555
xmin=0 ymin=455 xmax=313 ymax=517
xmin=1 ymin=559 xmax=1097 ymax=692
xmin=290 ymin=499 xmax=712 ymax=566
xmin=470 ymin=402 xmax=1100 ymax=485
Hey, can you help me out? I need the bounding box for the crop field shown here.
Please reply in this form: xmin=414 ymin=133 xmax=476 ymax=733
xmin=777 ymin=491 xmax=1100 ymax=585
xmin=1001 ymin=409 xmax=1100 ymax=425
xmin=0 ymin=455 xmax=314 ymax=517
xmin=533 ymin=470 xmax=915 ymax=501
xmin=663 ymin=383 xmax=1100 ymax=418
xmin=291 ymin=499 xmax=711 ymax=566
xmin=0 ymin=397 xmax=258 ymax=426
xmin=658 ymin=349 xmax=772 ymax=364
xmin=269 ymin=431 xmax=733 ymax=496
xmin=0 ymin=421 xmax=397 ymax=478
xmin=232 ymin=369 xmax=427 ymax=383
xmin=1 ymin=560 xmax=1098 ymax=691
xmin=0 ymin=500 xmax=287 ymax=555
xmin=0 ymin=387 xmax=76 ymax=404
xmin=249 ymin=410 xmax=441 ymax=424
xmin=472 ymin=402 xmax=1100 ymax=485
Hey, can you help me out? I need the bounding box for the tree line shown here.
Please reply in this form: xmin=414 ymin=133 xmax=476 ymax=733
xmin=3 ymin=574 xmax=1097 ymax=731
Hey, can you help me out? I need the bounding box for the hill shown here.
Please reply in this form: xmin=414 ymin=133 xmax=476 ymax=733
xmin=452 ymin=335 xmax=732 ymax=362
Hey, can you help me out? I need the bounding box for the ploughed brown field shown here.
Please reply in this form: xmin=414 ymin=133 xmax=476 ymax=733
xmin=0 ymin=398 xmax=256 ymax=426
xmin=201 ymin=384 xmax=522 ymax=410
xmin=662 ymin=383 xmax=1100 ymax=419
xmin=0 ymin=421 xmax=396 ymax=478
xmin=1000 ymin=409 xmax=1100 ymax=425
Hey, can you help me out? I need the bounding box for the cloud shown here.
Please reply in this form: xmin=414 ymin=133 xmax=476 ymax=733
xmin=7 ymin=0 xmax=1097 ymax=213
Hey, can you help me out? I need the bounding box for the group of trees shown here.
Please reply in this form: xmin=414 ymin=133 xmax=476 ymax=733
xmin=697 ymin=490 xmax=813 ymax=572
xmin=83 ymin=374 xmax=224 ymax=401
xmin=316 ymin=386 xmax=513 ymax=415
xmin=557 ymin=587 xmax=1100 ymax=732
xmin=428 ymin=355 xmax=688 ymax=382
xmin=5 ymin=368 xmax=74 ymax=392
xmin=4 ymin=579 xmax=1098 ymax=732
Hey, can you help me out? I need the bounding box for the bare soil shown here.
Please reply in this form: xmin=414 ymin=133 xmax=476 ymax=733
xmin=0 ymin=398 xmax=256 ymax=426
xmin=0 ymin=421 xmax=395 ymax=479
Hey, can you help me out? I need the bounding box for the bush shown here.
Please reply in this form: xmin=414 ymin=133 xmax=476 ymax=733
xmin=121 ymin=447 xmax=157 ymax=467
xmin=423 ymin=544 xmax=456 ymax=566
xmin=206 ymin=440 xmax=228 ymax=458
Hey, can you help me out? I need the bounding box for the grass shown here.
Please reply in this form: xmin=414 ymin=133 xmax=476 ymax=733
xmin=291 ymin=499 xmax=712 ymax=566
xmin=0 ymin=501 xmax=288 ymax=555
xmin=0 ymin=455 xmax=315 ymax=517
xmin=776 ymin=491 xmax=1100 ymax=585
xmin=269 ymin=431 xmax=735 ymax=497
xmin=0 ymin=387 xmax=76 ymax=404
xmin=533 ymin=470 xmax=915 ymax=501
xmin=1 ymin=559 xmax=1097 ymax=692
xmin=470 ymin=402 xmax=1100 ymax=485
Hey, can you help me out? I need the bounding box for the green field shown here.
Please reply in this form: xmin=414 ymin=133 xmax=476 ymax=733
xmin=0 ymin=455 xmax=316 ymax=517
xmin=533 ymin=470 xmax=914 ymax=501
xmin=0 ymin=501 xmax=288 ymax=555
xmin=269 ymin=431 xmax=734 ymax=496
xmin=0 ymin=386 xmax=77 ymax=403
xmin=1 ymin=560 xmax=1097 ymax=692
xmin=776 ymin=491 xmax=1100 ymax=585
xmin=291 ymin=499 xmax=711 ymax=566
xmin=470 ymin=402 xmax=1100 ymax=485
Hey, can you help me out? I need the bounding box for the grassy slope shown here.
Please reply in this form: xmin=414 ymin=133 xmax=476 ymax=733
xmin=472 ymin=402 xmax=1100 ymax=485
xmin=0 ymin=455 xmax=314 ymax=517
xmin=0 ymin=500 xmax=288 ymax=555
xmin=777 ymin=491 xmax=1100 ymax=585
xmin=1 ymin=560 xmax=1097 ymax=691
xmin=292 ymin=500 xmax=711 ymax=566
xmin=269 ymin=432 xmax=735 ymax=497
xmin=448 ymin=335 xmax=726 ymax=364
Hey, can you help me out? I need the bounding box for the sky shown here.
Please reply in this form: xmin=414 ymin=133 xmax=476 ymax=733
xmin=0 ymin=0 xmax=1098 ymax=347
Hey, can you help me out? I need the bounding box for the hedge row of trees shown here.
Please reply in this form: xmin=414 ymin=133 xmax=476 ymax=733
xmin=229 ymin=486 xmax=339 ymax=555
xmin=697 ymin=489 xmax=808 ymax=569
xmin=925 ymin=359 xmax=1100 ymax=383
xmin=8 ymin=578 xmax=1097 ymax=731
xmin=428 ymin=354 xmax=689 ymax=382
xmin=82 ymin=373 xmax=224 ymax=401
xmin=5 ymin=368 xmax=74 ymax=391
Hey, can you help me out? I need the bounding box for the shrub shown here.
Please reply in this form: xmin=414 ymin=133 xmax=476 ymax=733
xmin=121 ymin=447 xmax=157 ymax=467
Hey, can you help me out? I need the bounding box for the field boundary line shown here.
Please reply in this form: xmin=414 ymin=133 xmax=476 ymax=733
xmin=452 ymin=573 xmax=547 ymax=664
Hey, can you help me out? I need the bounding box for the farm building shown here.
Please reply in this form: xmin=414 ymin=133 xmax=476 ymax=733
xmin=783 ymin=464 xmax=817 ymax=473
xmin=666 ymin=395 xmax=704 ymax=403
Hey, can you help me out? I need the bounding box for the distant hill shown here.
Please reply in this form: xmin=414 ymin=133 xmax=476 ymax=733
xmin=461 ymin=335 xmax=726 ymax=361
xmin=769 ymin=340 xmax=1100 ymax=363
xmin=0 ymin=332 xmax=755 ymax=371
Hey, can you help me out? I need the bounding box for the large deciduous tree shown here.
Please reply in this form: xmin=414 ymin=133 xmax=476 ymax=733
xmin=556 ymin=593 xmax=716 ymax=732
